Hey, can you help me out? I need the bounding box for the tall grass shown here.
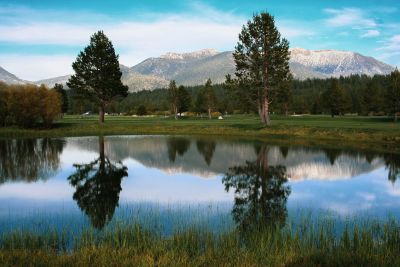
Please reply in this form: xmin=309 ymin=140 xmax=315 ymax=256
xmin=1 ymin=214 xmax=399 ymax=266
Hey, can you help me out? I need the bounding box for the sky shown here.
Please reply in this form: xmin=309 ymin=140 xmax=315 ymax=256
xmin=0 ymin=0 xmax=399 ymax=81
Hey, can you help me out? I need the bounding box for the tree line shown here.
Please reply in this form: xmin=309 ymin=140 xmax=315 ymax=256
xmin=0 ymin=82 xmax=62 ymax=127
xmin=291 ymin=72 xmax=400 ymax=119
xmin=60 ymin=70 xmax=400 ymax=120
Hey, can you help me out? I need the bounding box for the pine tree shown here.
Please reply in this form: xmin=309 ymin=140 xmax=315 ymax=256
xmin=53 ymin=83 xmax=68 ymax=114
xmin=203 ymin=79 xmax=217 ymax=119
xmin=232 ymin=11 xmax=291 ymax=125
xmin=325 ymin=79 xmax=345 ymax=117
xmin=168 ymin=80 xmax=179 ymax=119
xmin=67 ymin=31 xmax=128 ymax=123
xmin=177 ymin=85 xmax=191 ymax=114
xmin=386 ymin=69 xmax=400 ymax=122
xmin=363 ymin=80 xmax=380 ymax=115
xmin=275 ymin=76 xmax=293 ymax=115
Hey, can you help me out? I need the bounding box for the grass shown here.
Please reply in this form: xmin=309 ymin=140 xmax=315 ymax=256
xmin=1 ymin=216 xmax=400 ymax=266
xmin=0 ymin=114 xmax=399 ymax=153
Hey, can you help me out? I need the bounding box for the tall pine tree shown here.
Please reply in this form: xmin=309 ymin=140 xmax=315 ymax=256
xmin=53 ymin=83 xmax=68 ymax=114
xmin=67 ymin=31 xmax=128 ymax=123
xmin=232 ymin=11 xmax=291 ymax=125
xmin=325 ymin=79 xmax=345 ymax=117
xmin=168 ymin=80 xmax=179 ymax=119
xmin=177 ymin=85 xmax=191 ymax=114
xmin=203 ymin=79 xmax=217 ymax=119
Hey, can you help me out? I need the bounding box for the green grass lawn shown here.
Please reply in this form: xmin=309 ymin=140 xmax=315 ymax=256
xmin=0 ymin=114 xmax=399 ymax=152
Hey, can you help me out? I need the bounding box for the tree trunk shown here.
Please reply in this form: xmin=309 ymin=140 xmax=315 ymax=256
xmin=99 ymin=105 xmax=105 ymax=124
xmin=99 ymin=136 xmax=105 ymax=171
xmin=99 ymin=135 xmax=105 ymax=161
xmin=208 ymin=107 xmax=212 ymax=119
xmin=258 ymin=97 xmax=270 ymax=126
xmin=174 ymin=106 xmax=178 ymax=120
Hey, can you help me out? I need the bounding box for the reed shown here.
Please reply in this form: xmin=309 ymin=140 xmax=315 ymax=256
xmin=1 ymin=214 xmax=399 ymax=266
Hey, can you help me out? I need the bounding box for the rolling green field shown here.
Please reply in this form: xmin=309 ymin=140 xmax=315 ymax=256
xmin=0 ymin=114 xmax=399 ymax=149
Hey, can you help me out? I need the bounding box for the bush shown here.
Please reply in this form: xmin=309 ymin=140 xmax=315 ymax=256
xmin=0 ymin=83 xmax=62 ymax=128
xmin=153 ymin=110 xmax=171 ymax=116
xmin=136 ymin=105 xmax=147 ymax=116
xmin=211 ymin=111 xmax=222 ymax=118
xmin=183 ymin=111 xmax=196 ymax=117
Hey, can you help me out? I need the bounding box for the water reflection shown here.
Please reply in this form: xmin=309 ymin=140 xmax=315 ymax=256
xmin=68 ymin=136 xmax=128 ymax=229
xmin=167 ymin=137 xmax=191 ymax=163
xmin=196 ymin=139 xmax=216 ymax=166
xmin=223 ymin=145 xmax=291 ymax=231
xmin=384 ymin=153 xmax=400 ymax=184
xmin=0 ymin=138 xmax=65 ymax=183
xmin=322 ymin=148 xmax=342 ymax=165
xmin=1 ymin=136 xmax=400 ymax=224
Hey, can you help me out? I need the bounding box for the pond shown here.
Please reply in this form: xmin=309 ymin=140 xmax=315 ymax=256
xmin=0 ymin=135 xmax=399 ymax=235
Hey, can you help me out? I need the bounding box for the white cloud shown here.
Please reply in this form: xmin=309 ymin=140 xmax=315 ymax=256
xmin=277 ymin=23 xmax=315 ymax=38
xmin=380 ymin=34 xmax=400 ymax=51
xmin=376 ymin=35 xmax=400 ymax=67
xmin=0 ymin=4 xmax=315 ymax=80
xmin=324 ymin=8 xmax=377 ymax=28
xmin=361 ymin=29 xmax=380 ymax=38
xmin=0 ymin=54 xmax=75 ymax=81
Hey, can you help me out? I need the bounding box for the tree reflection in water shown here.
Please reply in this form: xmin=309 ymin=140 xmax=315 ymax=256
xmin=223 ymin=144 xmax=291 ymax=232
xmin=68 ymin=136 xmax=128 ymax=229
xmin=166 ymin=137 xmax=191 ymax=163
xmin=0 ymin=138 xmax=65 ymax=183
xmin=196 ymin=139 xmax=216 ymax=166
xmin=384 ymin=153 xmax=400 ymax=184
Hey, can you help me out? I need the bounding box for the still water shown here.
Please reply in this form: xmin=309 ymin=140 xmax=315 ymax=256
xmin=0 ymin=135 xmax=399 ymax=233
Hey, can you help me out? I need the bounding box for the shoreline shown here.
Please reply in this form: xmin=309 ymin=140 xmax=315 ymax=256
xmin=0 ymin=115 xmax=399 ymax=153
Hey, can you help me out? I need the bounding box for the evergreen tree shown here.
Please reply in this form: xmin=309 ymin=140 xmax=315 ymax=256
xmin=203 ymin=79 xmax=217 ymax=119
xmin=136 ymin=105 xmax=147 ymax=116
xmin=324 ymin=79 xmax=345 ymax=117
xmin=177 ymin=85 xmax=191 ymax=114
xmin=386 ymin=69 xmax=400 ymax=121
xmin=67 ymin=31 xmax=128 ymax=123
xmin=363 ymin=80 xmax=380 ymax=115
xmin=53 ymin=83 xmax=69 ymax=114
xmin=232 ymin=11 xmax=291 ymax=125
xmin=275 ymin=76 xmax=293 ymax=115
xmin=168 ymin=80 xmax=179 ymax=119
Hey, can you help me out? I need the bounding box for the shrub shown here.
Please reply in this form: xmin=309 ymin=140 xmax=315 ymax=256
xmin=136 ymin=105 xmax=147 ymax=116
xmin=211 ymin=111 xmax=222 ymax=118
xmin=0 ymin=83 xmax=62 ymax=128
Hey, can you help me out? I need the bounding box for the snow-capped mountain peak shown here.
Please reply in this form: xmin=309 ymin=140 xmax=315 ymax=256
xmin=289 ymin=48 xmax=393 ymax=77
xmin=160 ymin=49 xmax=219 ymax=60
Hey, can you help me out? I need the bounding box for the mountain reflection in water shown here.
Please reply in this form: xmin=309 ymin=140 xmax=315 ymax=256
xmin=0 ymin=135 xmax=399 ymax=230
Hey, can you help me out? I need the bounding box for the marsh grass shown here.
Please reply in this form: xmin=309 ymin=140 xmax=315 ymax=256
xmin=1 ymin=209 xmax=400 ymax=266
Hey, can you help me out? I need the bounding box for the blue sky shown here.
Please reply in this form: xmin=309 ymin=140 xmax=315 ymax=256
xmin=0 ymin=0 xmax=399 ymax=80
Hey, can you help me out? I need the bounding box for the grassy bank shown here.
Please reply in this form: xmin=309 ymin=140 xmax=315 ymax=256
xmin=0 ymin=114 xmax=399 ymax=152
xmin=1 ymin=217 xmax=400 ymax=267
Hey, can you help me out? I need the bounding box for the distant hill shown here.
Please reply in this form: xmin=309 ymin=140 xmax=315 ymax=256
xmin=1 ymin=48 xmax=395 ymax=92
xmin=289 ymin=48 xmax=394 ymax=79
xmin=0 ymin=66 xmax=26 ymax=85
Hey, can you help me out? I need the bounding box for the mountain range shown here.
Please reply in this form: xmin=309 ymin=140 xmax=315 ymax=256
xmin=0 ymin=48 xmax=395 ymax=92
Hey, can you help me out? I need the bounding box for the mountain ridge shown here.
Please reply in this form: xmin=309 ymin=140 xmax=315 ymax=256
xmin=0 ymin=48 xmax=395 ymax=91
